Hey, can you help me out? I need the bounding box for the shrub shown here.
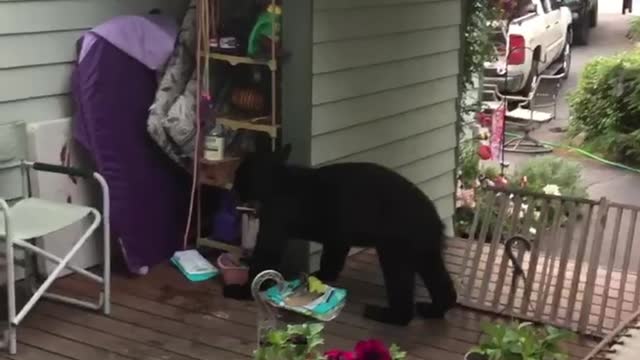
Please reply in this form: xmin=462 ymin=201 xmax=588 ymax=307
xmin=629 ymin=16 xmax=640 ymax=41
xmin=568 ymin=50 xmax=640 ymax=166
xmin=455 ymin=156 xmax=588 ymax=241
xmin=512 ymin=156 xmax=588 ymax=198
xmin=459 ymin=140 xmax=481 ymax=187
xmin=469 ymin=322 xmax=574 ymax=360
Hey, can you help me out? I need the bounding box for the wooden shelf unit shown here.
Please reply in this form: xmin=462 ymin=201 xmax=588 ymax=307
xmin=198 ymin=157 xmax=240 ymax=188
xmin=217 ymin=116 xmax=279 ymax=138
xmin=195 ymin=0 xmax=281 ymax=254
xmin=208 ymin=52 xmax=277 ymax=71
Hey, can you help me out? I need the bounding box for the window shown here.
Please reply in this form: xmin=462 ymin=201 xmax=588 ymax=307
xmin=548 ymin=0 xmax=562 ymax=10
xmin=516 ymin=0 xmax=536 ymax=18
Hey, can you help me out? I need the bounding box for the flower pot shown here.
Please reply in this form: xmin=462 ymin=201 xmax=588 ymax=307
xmin=217 ymin=253 xmax=249 ymax=285
xmin=464 ymin=352 xmax=487 ymax=360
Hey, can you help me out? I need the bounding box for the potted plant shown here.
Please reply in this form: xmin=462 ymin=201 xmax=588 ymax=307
xmin=255 ymin=323 xmax=408 ymax=360
xmin=465 ymin=322 xmax=574 ymax=360
xmin=325 ymin=340 xmax=407 ymax=360
xmin=254 ymin=323 xmax=325 ymax=360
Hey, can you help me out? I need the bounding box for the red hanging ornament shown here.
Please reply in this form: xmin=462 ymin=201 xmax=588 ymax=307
xmin=476 ymin=111 xmax=493 ymax=128
xmin=477 ymin=144 xmax=492 ymax=160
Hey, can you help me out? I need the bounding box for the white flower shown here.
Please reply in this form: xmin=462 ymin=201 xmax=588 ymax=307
xmin=534 ymin=210 xmax=541 ymax=221
xmin=519 ymin=204 xmax=529 ymax=219
xmin=542 ymin=184 xmax=561 ymax=196
xmin=529 ymin=227 xmax=537 ymax=235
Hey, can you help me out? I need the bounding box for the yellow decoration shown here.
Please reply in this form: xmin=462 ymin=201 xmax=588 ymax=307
xmin=307 ymin=276 xmax=328 ymax=294
xmin=267 ymin=4 xmax=282 ymax=15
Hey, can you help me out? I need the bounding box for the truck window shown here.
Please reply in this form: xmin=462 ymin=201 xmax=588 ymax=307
xmin=541 ymin=0 xmax=551 ymax=12
xmin=547 ymin=0 xmax=561 ymax=10
xmin=515 ymin=0 xmax=537 ymax=18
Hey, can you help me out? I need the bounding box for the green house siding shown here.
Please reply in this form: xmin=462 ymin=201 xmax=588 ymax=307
xmin=0 ymin=0 xmax=186 ymax=125
xmin=0 ymin=0 xmax=187 ymax=199
xmin=311 ymin=0 xmax=461 ymax=215
xmin=306 ymin=0 xmax=462 ymax=269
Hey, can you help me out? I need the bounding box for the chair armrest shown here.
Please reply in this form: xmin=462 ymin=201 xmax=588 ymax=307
xmin=0 ymin=197 xmax=9 ymax=233
xmin=29 ymin=162 xmax=93 ymax=179
xmin=0 ymin=198 xmax=9 ymax=212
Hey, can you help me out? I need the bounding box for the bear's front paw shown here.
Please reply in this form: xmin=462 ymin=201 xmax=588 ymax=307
xmin=363 ymin=304 xmax=412 ymax=326
xmin=314 ymin=270 xmax=340 ymax=283
xmin=223 ymin=284 xmax=253 ymax=301
xmin=415 ymin=302 xmax=447 ymax=318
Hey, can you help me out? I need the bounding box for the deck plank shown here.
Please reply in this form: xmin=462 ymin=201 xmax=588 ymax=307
xmin=5 ymin=343 xmax=72 ymax=360
xmin=25 ymin=313 xmax=199 ymax=360
xmin=34 ymin=302 xmax=249 ymax=360
xmin=19 ymin=327 xmax=130 ymax=360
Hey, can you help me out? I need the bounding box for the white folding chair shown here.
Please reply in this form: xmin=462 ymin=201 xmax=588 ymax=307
xmin=0 ymin=122 xmax=110 ymax=354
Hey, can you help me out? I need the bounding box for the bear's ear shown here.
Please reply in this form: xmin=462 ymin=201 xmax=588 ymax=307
xmin=277 ymin=143 xmax=292 ymax=163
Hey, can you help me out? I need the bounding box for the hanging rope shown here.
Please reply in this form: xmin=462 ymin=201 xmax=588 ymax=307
xmin=183 ymin=0 xmax=211 ymax=250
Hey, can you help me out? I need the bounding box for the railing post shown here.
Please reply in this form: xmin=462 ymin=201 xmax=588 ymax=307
xmin=579 ymin=197 xmax=609 ymax=332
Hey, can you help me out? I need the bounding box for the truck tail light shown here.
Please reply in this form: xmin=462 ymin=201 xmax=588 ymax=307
xmin=507 ymin=35 xmax=526 ymax=65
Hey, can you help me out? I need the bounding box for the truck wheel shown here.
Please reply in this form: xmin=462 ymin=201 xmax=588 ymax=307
xmin=590 ymin=4 xmax=598 ymax=28
xmin=573 ymin=17 xmax=590 ymax=45
xmin=559 ymin=34 xmax=572 ymax=79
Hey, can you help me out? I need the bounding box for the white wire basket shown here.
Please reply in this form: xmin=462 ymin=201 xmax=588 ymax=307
xmin=251 ymin=270 xmax=345 ymax=345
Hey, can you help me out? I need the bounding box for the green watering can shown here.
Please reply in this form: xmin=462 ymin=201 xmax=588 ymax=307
xmin=247 ymin=5 xmax=281 ymax=57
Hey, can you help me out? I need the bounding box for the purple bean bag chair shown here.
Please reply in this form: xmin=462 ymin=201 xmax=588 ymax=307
xmin=71 ymin=15 xmax=190 ymax=274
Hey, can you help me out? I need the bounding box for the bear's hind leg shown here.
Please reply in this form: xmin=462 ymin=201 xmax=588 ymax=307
xmin=416 ymin=251 xmax=457 ymax=318
xmin=363 ymin=244 xmax=415 ymax=326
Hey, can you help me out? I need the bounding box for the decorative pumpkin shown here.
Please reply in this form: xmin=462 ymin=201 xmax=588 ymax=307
xmin=230 ymin=87 xmax=266 ymax=114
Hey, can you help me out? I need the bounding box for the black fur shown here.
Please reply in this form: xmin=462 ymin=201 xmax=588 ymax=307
xmin=224 ymin=145 xmax=458 ymax=326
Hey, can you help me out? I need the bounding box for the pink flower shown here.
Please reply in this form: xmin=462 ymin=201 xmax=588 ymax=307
xmin=456 ymin=188 xmax=476 ymax=209
xmin=354 ymin=339 xmax=392 ymax=360
xmin=325 ymin=349 xmax=356 ymax=360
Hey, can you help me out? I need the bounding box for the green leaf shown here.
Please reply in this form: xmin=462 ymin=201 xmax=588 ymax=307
xmin=390 ymin=344 xmax=408 ymax=360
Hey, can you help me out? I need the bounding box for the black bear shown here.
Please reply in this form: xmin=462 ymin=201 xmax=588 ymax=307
xmin=224 ymin=145 xmax=458 ymax=326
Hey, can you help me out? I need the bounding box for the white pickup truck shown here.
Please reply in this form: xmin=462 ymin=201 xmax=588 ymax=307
xmin=484 ymin=0 xmax=573 ymax=95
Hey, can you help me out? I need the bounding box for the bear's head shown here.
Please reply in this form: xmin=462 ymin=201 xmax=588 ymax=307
xmin=233 ymin=144 xmax=292 ymax=204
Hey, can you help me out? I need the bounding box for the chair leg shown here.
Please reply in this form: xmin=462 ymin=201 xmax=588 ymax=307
xmin=5 ymin=239 xmax=16 ymax=354
xmin=96 ymin=173 xmax=111 ymax=316
xmin=102 ymin=214 xmax=110 ymax=316
xmin=505 ymin=127 xmax=552 ymax=154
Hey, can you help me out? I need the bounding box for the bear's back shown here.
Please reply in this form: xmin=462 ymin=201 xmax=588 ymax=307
xmin=284 ymin=162 xmax=443 ymax=247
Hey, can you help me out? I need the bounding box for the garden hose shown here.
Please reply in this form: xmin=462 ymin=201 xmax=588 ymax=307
xmin=504 ymin=131 xmax=640 ymax=174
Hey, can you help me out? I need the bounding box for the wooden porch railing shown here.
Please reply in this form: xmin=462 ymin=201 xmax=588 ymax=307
xmin=457 ymin=187 xmax=640 ymax=336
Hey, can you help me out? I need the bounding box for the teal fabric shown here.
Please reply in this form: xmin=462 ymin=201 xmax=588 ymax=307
xmin=264 ymin=278 xmax=347 ymax=320
xmin=170 ymin=257 xmax=219 ymax=282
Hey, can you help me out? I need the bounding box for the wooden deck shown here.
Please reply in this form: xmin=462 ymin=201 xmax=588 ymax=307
xmin=0 ymin=248 xmax=600 ymax=360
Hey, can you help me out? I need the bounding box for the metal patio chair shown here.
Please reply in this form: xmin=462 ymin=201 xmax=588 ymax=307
xmin=483 ymin=73 xmax=564 ymax=154
xmin=0 ymin=122 xmax=110 ymax=354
